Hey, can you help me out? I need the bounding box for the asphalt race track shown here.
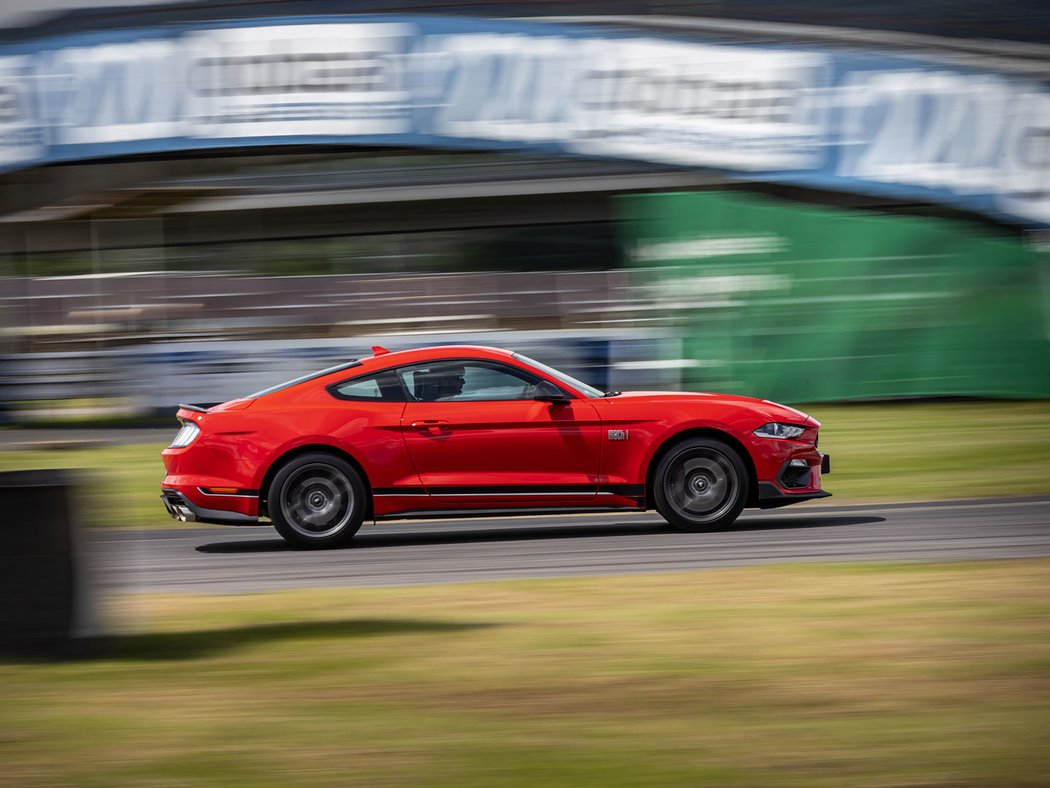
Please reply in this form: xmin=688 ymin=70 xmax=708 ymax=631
xmin=88 ymin=496 xmax=1050 ymax=594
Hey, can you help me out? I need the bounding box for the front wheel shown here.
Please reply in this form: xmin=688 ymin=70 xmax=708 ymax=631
xmin=268 ymin=453 xmax=367 ymax=548
xmin=652 ymin=438 xmax=748 ymax=532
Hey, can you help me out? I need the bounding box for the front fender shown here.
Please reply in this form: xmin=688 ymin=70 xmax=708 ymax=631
xmin=592 ymin=399 xmax=765 ymax=486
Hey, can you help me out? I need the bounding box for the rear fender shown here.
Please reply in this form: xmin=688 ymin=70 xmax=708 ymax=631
xmin=255 ymin=440 xmax=374 ymax=519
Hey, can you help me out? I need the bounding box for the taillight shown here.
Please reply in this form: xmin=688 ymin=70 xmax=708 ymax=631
xmin=169 ymin=421 xmax=200 ymax=448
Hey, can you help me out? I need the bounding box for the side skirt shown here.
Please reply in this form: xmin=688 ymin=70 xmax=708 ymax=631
xmin=374 ymin=506 xmax=646 ymax=522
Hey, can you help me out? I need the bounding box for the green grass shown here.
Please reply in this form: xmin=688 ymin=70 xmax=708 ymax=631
xmin=806 ymin=400 xmax=1050 ymax=501
xmin=0 ymin=401 xmax=1047 ymax=529
xmin=2 ymin=561 xmax=1049 ymax=786
xmin=0 ymin=442 xmax=172 ymax=529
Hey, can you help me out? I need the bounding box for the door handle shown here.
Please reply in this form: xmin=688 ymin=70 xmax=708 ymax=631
xmin=410 ymin=420 xmax=449 ymax=428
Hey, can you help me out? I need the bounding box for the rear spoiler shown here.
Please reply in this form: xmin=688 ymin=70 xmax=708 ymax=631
xmin=177 ymin=403 xmax=210 ymax=413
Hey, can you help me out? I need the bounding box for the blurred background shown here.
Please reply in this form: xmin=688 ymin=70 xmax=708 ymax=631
xmin=0 ymin=0 xmax=1047 ymax=424
xmin=1 ymin=4 xmax=1049 ymax=786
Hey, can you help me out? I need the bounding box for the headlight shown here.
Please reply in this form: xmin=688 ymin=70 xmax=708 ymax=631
xmin=753 ymin=422 xmax=806 ymax=440
xmin=169 ymin=421 xmax=200 ymax=448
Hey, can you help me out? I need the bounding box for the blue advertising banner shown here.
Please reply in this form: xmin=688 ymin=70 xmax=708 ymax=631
xmin=0 ymin=15 xmax=1047 ymax=226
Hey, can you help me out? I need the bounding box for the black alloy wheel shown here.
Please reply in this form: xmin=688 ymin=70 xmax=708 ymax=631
xmin=268 ymin=453 xmax=367 ymax=548
xmin=653 ymin=438 xmax=748 ymax=532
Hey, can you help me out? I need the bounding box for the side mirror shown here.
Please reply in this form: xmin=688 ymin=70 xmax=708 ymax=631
xmin=533 ymin=380 xmax=570 ymax=403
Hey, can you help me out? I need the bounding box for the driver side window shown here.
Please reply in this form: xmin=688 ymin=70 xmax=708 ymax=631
xmin=398 ymin=361 xmax=541 ymax=402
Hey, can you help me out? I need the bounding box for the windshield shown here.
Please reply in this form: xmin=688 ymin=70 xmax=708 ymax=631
xmin=511 ymin=353 xmax=605 ymax=398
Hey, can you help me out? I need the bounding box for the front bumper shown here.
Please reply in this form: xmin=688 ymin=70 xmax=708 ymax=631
xmin=756 ymin=483 xmax=832 ymax=509
xmin=161 ymin=489 xmax=260 ymax=526
xmin=755 ymin=452 xmax=831 ymax=509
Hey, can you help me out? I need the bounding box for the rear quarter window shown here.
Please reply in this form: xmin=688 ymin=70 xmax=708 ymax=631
xmin=328 ymin=369 xmax=406 ymax=402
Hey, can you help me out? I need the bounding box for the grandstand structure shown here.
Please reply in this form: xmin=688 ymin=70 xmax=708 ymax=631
xmin=0 ymin=1 xmax=1046 ymax=414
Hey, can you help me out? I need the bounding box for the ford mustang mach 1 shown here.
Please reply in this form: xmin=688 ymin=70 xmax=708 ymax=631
xmin=161 ymin=345 xmax=830 ymax=547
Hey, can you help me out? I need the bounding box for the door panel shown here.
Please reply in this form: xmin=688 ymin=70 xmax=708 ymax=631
xmin=401 ymin=399 xmax=603 ymax=494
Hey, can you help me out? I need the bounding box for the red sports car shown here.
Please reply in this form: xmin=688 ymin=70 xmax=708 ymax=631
xmin=161 ymin=345 xmax=830 ymax=547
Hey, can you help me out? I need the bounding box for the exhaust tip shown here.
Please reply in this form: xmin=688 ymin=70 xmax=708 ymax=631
xmin=174 ymin=505 xmax=197 ymax=523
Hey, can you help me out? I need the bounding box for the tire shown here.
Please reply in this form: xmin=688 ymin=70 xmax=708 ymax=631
xmin=652 ymin=438 xmax=748 ymax=532
xmin=268 ymin=453 xmax=367 ymax=549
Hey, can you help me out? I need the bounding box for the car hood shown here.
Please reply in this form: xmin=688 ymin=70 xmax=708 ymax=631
xmin=604 ymin=391 xmax=817 ymax=426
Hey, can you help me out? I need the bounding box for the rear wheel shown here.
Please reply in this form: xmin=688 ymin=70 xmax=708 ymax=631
xmin=653 ymin=438 xmax=748 ymax=532
xmin=268 ymin=453 xmax=366 ymax=548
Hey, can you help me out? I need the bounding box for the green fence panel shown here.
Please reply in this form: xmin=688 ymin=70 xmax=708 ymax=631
xmin=618 ymin=191 xmax=1050 ymax=401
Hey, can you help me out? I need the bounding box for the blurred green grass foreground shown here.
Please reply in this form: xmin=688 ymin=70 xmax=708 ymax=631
xmin=2 ymin=561 xmax=1049 ymax=786
xmin=1 ymin=401 xmax=1048 ymax=529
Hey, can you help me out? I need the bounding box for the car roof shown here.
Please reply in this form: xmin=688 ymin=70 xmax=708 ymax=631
xmin=363 ymin=344 xmax=514 ymax=366
xmin=242 ymin=345 xmax=523 ymax=402
xmin=308 ymin=345 xmax=516 ymax=386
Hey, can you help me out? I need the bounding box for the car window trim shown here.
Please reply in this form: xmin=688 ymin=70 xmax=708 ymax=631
xmin=326 ymin=367 xmax=411 ymax=403
xmin=395 ymin=357 xmax=576 ymax=403
xmin=327 ymin=357 xmax=578 ymax=403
